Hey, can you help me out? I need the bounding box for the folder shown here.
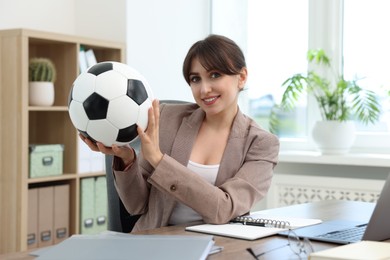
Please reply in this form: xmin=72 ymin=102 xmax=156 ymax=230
xmin=53 ymin=184 xmax=69 ymax=244
xmin=80 ymin=177 xmax=95 ymax=234
xmin=94 ymin=176 xmax=108 ymax=233
xmin=27 ymin=188 xmax=38 ymax=249
xmin=38 ymin=186 xmax=54 ymax=247
xmin=33 ymin=234 xmax=214 ymax=260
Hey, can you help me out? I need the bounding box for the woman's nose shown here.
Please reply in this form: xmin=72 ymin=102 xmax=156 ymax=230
xmin=199 ymin=80 xmax=212 ymax=94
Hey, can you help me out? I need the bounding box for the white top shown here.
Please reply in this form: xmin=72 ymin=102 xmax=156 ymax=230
xmin=168 ymin=160 xmax=219 ymax=225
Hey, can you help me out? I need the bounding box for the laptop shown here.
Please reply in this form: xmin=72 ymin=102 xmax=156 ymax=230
xmin=278 ymin=173 xmax=390 ymax=244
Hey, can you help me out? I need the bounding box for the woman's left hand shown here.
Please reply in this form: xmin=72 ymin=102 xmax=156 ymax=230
xmin=137 ymin=99 xmax=163 ymax=168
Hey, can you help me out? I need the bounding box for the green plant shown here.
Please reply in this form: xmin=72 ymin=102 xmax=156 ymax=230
xmin=269 ymin=49 xmax=381 ymax=134
xmin=29 ymin=58 xmax=56 ymax=82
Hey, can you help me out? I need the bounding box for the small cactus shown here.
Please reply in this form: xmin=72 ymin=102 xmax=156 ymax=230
xmin=29 ymin=58 xmax=56 ymax=82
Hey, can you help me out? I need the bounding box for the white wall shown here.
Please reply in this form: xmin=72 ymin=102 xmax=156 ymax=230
xmin=126 ymin=0 xmax=211 ymax=102
xmin=0 ymin=0 xmax=75 ymax=34
xmin=75 ymin=0 xmax=126 ymax=42
xmin=0 ymin=0 xmax=210 ymax=101
xmin=0 ymin=0 xmax=126 ymax=43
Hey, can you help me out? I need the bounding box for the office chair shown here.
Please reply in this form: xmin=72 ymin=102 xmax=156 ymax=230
xmin=105 ymin=99 xmax=191 ymax=232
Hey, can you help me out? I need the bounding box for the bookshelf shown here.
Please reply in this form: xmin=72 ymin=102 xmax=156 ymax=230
xmin=0 ymin=28 xmax=125 ymax=254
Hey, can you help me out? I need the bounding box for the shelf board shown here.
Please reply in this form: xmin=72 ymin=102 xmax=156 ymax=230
xmin=27 ymin=172 xmax=106 ymax=184
xmin=77 ymin=172 xmax=106 ymax=178
xmin=28 ymin=173 xmax=78 ymax=184
xmin=29 ymin=106 xmax=68 ymax=111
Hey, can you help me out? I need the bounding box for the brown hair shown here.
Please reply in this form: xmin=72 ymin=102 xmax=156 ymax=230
xmin=182 ymin=34 xmax=246 ymax=85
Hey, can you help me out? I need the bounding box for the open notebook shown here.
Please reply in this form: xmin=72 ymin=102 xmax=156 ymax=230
xmin=186 ymin=214 xmax=322 ymax=240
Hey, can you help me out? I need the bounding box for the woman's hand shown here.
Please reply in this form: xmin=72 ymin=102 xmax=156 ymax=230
xmin=137 ymin=99 xmax=163 ymax=168
xmin=79 ymin=134 xmax=135 ymax=167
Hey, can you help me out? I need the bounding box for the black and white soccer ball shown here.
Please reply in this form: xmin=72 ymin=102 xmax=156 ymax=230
xmin=68 ymin=61 xmax=154 ymax=147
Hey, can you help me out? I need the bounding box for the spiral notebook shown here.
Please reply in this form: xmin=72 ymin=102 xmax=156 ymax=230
xmin=186 ymin=214 xmax=322 ymax=240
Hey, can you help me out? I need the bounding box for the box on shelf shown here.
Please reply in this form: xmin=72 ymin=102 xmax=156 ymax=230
xmin=29 ymin=144 xmax=64 ymax=178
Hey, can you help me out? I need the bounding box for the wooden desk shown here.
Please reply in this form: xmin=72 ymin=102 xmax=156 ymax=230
xmin=1 ymin=200 xmax=376 ymax=260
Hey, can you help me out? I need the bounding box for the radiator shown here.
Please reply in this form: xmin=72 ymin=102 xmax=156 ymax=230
xmin=267 ymin=174 xmax=385 ymax=208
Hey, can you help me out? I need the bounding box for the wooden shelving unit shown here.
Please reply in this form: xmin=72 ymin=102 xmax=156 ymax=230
xmin=0 ymin=28 xmax=125 ymax=254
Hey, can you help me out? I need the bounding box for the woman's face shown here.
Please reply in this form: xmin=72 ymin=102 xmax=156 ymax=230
xmin=188 ymin=58 xmax=247 ymax=117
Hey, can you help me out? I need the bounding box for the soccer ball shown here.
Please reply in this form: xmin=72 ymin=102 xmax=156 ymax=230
xmin=68 ymin=61 xmax=153 ymax=147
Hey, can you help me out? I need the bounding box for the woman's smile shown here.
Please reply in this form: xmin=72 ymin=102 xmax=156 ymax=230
xmin=202 ymin=95 xmax=220 ymax=105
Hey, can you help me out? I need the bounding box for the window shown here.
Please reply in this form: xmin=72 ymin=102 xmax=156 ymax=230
xmin=343 ymin=0 xmax=390 ymax=145
xmin=213 ymin=0 xmax=390 ymax=152
xmin=246 ymin=0 xmax=308 ymax=138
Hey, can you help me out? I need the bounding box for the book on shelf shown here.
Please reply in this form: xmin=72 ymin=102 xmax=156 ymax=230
xmin=79 ymin=46 xmax=88 ymax=73
xmin=308 ymin=241 xmax=390 ymax=260
xmin=77 ymin=140 xmax=105 ymax=173
xmin=85 ymin=49 xmax=97 ymax=67
xmin=31 ymin=231 xmax=215 ymax=260
xmin=186 ymin=213 xmax=322 ymax=240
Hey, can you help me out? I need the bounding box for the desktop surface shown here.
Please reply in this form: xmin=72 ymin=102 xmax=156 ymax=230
xmin=1 ymin=200 xmax=380 ymax=260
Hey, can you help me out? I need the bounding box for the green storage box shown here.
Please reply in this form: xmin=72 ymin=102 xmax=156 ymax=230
xmin=29 ymin=144 xmax=64 ymax=178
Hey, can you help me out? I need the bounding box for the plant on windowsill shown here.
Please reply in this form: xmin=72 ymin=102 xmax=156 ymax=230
xmin=28 ymin=57 xmax=57 ymax=106
xmin=269 ymin=49 xmax=382 ymax=154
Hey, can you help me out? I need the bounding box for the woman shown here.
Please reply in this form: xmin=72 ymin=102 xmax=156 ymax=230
xmin=81 ymin=34 xmax=280 ymax=232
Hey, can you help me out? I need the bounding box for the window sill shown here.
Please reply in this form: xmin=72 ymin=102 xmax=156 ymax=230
xmin=279 ymin=150 xmax=390 ymax=167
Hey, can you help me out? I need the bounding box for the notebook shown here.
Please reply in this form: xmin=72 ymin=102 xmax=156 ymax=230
xmin=186 ymin=215 xmax=322 ymax=240
xmin=308 ymin=241 xmax=390 ymax=260
xmin=279 ymin=173 xmax=390 ymax=244
xmin=32 ymin=232 xmax=214 ymax=260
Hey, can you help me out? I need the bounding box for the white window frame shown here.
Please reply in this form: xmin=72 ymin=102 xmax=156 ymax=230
xmin=211 ymin=0 xmax=390 ymax=154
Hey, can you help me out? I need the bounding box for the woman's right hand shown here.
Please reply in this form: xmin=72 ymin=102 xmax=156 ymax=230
xmin=79 ymin=133 xmax=135 ymax=168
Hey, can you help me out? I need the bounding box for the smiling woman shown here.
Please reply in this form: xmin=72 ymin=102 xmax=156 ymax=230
xmin=81 ymin=34 xmax=280 ymax=232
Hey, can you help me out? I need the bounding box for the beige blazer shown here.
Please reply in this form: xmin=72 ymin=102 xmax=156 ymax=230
xmin=113 ymin=103 xmax=280 ymax=232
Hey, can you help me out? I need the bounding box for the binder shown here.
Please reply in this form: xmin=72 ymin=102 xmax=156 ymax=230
xmin=80 ymin=177 xmax=95 ymax=234
xmin=27 ymin=188 xmax=38 ymax=249
xmin=94 ymin=176 xmax=108 ymax=233
xmin=38 ymin=186 xmax=54 ymax=247
xmin=53 ymin=184 xmax=70 ymax=244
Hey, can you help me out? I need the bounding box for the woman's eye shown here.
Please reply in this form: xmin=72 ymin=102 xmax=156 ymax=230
xmin=210 ymin=72 xmax=221 ymax=79
xmin=190 ymin=76 xmax=200 ymax=83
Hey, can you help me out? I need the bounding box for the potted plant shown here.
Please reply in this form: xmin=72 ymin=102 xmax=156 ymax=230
xmin=270 ymin=49 xmax=382 ymax=154
xmin=29 ymin=57 xmax=57 ymax=106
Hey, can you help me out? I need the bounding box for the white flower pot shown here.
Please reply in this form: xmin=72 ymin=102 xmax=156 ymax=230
xmin=312 ymin=121 xmax=356 ymax=155
xmin=29 ymin=82 xmax=55 ymax=106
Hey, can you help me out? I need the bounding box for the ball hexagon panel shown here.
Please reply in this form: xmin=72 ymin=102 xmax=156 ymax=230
xmin=83 ymin=93 xmax=109 ymax=120
xmin=71 ymin=73 xmax=96 ymax=102
xmin=87 ymin=119 xmax=121 ymax=147
xmin=95 ymin=70 xmax=129 ymax=100
xmin=107 ymin=96 xmax=139 ymax=129
xmin=68 ymin=100 xmax=89 ymax=131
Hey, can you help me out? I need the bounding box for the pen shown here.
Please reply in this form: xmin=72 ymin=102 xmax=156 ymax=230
xmin=230 ymin=220 xmax=266 ymax=227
